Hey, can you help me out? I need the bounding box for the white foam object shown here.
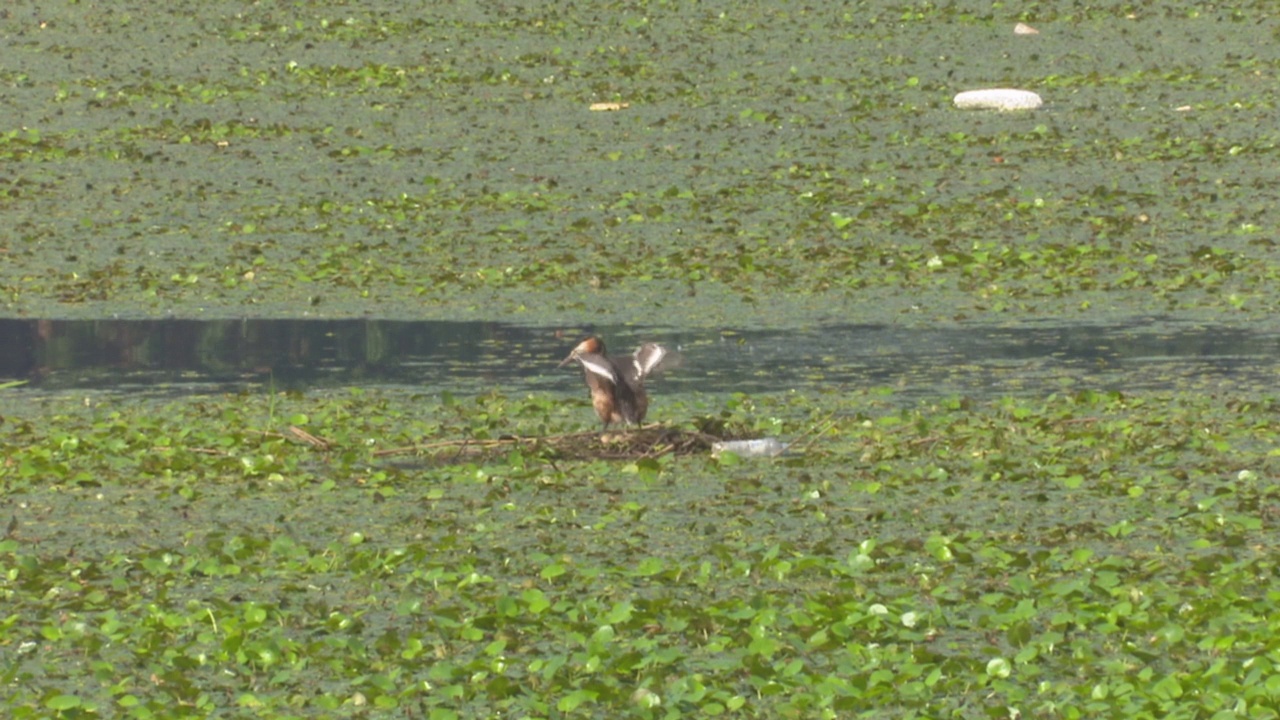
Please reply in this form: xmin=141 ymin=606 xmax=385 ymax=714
xmin=953 ymin=89 xmax=1043 ymax=111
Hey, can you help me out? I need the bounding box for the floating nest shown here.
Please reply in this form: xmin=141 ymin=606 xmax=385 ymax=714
xmin=372 ymin=424 xmax=734 ymax=464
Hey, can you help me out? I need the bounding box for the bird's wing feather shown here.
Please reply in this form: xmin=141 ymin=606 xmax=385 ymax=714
xmin=577 ymin=354 xmax=619 ymax=384
xmin=632 ymin=343 xmax=668 ymax=378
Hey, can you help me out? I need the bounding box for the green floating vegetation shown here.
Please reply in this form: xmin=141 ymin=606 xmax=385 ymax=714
xmin=3 ymin=0 xmax=1280 ymax=327
xmin=2 ymin=387 xmax=1278 ymax=718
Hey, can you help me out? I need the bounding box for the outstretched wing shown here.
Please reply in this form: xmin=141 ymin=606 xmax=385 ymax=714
xmin=631 ymin=343 xmax=668 ymax=379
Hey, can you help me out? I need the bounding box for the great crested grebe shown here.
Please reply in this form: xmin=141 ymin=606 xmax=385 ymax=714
xmin=558 ymin=336 xmax=668 ymax=431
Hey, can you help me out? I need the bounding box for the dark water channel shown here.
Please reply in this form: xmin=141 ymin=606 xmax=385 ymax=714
xmin=0 ymin=318 xmax=1275 ymax=401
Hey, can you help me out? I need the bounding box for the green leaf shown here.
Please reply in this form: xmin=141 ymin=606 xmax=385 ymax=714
xmin=634 ymin=557 xmax=665 ymax=576
xmin=604 ymin=600 xmax=633 ymax=624
xmin=45 ymin=695 xmax=82 ymax=710
xmin=557 ymin=689 xmax=597 ymax=712
xmin=523 ymin=589 xmax=550 ymax=614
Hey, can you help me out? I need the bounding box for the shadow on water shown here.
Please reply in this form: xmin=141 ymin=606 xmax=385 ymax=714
xmin=0 ymin=318 xmax=1276 ymax=400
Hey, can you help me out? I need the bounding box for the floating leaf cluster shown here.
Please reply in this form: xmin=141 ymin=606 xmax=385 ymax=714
xmin=2 ymin=387 xmax=1278 ymax=717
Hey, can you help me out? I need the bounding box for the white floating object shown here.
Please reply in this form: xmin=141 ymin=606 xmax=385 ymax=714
xmin=954 ymin=89 xmax=1043 ymax=111
xmin=711 ymin=438 xmax=789 ymax=458
xmin=1014 ymin=23 xmax=1040 ymax=35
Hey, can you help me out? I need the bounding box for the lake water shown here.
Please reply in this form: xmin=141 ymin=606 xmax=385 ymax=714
xmin=1 ymin=317 xmax=1273 ymax=400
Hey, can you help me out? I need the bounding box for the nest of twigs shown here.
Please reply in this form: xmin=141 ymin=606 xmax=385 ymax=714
xmin=372 ymin=424 xmax=732 ymax=464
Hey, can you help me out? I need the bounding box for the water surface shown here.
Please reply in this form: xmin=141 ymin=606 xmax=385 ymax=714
xmin=1 ymin=317 xmax=1274 ymax=400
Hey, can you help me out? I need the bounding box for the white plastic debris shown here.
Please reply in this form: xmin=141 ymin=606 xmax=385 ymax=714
xmin=953 ymin=89 xmax=1043 ymax=111
xmin=711 ymin=438 xmax=789 ymax=458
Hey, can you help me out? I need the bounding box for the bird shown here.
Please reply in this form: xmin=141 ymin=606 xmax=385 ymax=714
xmin=558 ymin=336 xmax=668 ymax=431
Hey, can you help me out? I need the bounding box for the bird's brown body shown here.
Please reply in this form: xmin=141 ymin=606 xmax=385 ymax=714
xmin=558 ymin=336 xmax=668 ymax=430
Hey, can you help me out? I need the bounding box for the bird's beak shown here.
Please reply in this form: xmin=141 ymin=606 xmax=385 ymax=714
xmin=557 ymin=351 xmax=577 ymax=368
